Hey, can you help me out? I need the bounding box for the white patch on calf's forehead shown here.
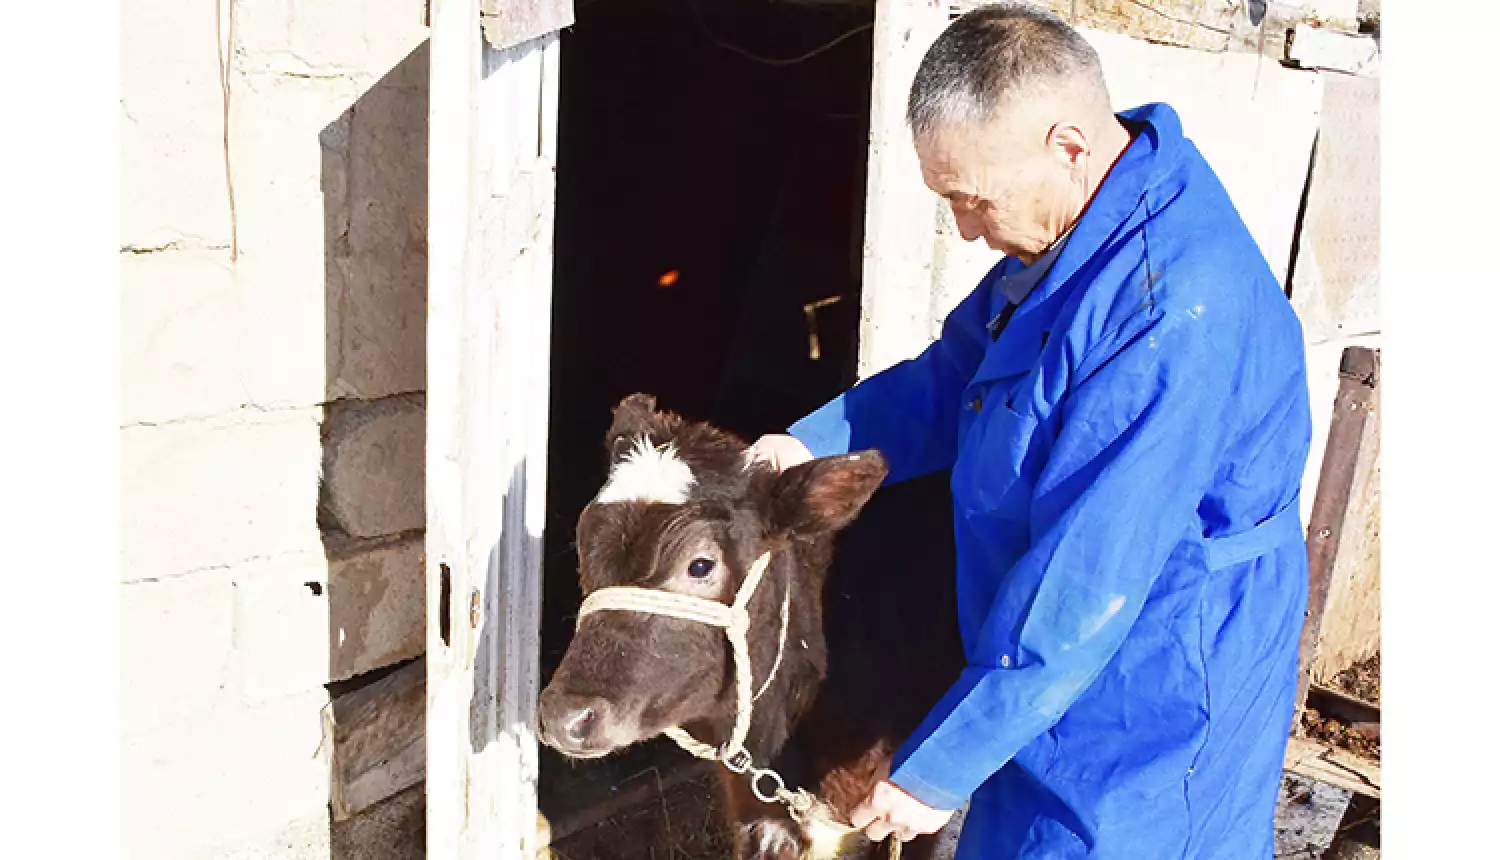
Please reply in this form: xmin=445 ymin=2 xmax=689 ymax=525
xmin=594 ymin=435 xmax=696 ymax=505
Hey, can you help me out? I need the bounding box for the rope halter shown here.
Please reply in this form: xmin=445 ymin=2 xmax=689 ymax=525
xmin=573 ymin=548 xmax=890 ymax=856
xmin=575 ymin=550 xmax=785 ymax=765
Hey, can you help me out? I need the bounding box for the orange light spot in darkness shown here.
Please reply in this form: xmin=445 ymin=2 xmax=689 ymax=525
xmin=657 ymin=270 xmax=681 ymax=288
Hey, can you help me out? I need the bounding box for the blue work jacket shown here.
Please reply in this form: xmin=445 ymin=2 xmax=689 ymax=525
xmin=789 ymin=103 xmax=1312 ymax=859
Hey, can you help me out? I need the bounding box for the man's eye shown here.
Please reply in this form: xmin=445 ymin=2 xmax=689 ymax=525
xmin=687 ymin=558 xmax=716 ymax=579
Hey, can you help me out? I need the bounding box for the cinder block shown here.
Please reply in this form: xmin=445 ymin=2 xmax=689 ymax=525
xmin=230 ymin=73 xmax=361 ymax=411
xmin=236 ymin=0 xmax=427 ymax=80
xmin=233 ymin=554 xmax=333 ymax=705
xmin=1287 ymin=23 xmax=1380 ymax=75
xmin=120 ymin=0 xmax=233 ymax=249
xmin=121 ymin=409 xmax=325 ymax=582
xmin=321 ymin=397 xmax=425 ymax=539
xmin=121 ymin=572 xmax=236 ymax=737
xmin=1291 ymin=74 xmax=1380 ymax=345
xmin=1301 ymin=0 xmax=1362 ymax=27
xmin=331 ymin=61 xmax=429 ymax=401
xmin=227 ymin=0 xmax=297 ymax=71
xmin=120 ymin=252 xmax=245 ymax=426
xmin=329 ymin=537 xmax=425 ymax=682
xmin=288 ymin=0 xmax=430 ymax=81
xmin=211 ymin=812 xmax=332 ymax=860
xmin=122 ymin=688 xmax=332 ymax=859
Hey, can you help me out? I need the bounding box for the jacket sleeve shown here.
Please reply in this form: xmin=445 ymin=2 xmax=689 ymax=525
xmin=787 ymin=282 xmax=992 ymax=484
xmin=886 ymin=308 xmax=1238 ymax=810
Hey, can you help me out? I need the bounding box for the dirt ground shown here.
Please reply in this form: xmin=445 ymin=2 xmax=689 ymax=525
xmin=540 ymin=741 xmax=734 ymax=860
xmin=1325 ymin=795 xmax=1381 ymax=859
xmin=1302 ymin=651 xmax=1381 ymax=761
xmin=1300 ymin=706 xmax=1380 ymax=760
xmin=1329 ymin=653 xmax=1381 ymax=704
xmin=1303 ymin=652 xmax=1381 ymax=858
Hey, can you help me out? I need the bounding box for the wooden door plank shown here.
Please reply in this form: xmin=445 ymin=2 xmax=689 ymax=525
xmin=428 ymin=1 xmax=559 ymax=856
xmin=331 ymin=660 xmax=426 ymax=821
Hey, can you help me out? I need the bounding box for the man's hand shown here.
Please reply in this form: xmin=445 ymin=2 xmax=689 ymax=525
xmin=850 ymin=780 xmax=956 ymax=844
xmin=748 ymin=434 xmax=815 ymax=472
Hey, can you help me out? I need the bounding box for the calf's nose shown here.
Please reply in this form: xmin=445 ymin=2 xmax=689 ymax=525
xmin=538 ymin=689 xmax=611 ymax=753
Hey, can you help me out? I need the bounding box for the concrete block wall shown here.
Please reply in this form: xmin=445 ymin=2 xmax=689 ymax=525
xmin=121 ymin=1 xmax=430 ymax=857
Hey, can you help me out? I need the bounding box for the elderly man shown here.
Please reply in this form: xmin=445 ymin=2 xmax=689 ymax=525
xmin=751 ymin=4 xmax=1312 ymax=858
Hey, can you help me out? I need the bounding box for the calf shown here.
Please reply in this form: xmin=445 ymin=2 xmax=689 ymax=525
xmin=539 ymin=394 xmax=964 ymax=860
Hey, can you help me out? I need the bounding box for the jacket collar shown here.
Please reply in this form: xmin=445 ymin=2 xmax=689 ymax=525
xmin=969 ymin=103 xmax=1185 ymax=386
xmin=1024 ymin=102 xmax=1182 ymax=312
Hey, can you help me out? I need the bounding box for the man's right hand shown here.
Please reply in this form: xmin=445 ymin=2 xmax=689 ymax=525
xmin=747 ymin=434 xmax=815 ymax=472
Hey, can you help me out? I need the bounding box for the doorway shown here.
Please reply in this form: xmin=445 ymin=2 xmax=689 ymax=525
xmin=541 ymin=0 xmax=876 ymax=853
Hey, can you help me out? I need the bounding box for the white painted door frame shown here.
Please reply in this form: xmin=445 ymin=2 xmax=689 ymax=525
xmin=423 ymin=1 xmax=938 ymax=854
xmin=426 ymin=1 xmax=560 ymax=856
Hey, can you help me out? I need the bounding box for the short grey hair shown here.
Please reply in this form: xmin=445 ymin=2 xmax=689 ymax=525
xmin=907 ymin=2 xmax=1111 ymax=138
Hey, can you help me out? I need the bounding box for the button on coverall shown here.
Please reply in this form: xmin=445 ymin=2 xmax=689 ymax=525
xmin=789 ymin=103 xmax=1313 ymax=859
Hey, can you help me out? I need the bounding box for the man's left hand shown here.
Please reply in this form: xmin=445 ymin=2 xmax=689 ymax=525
xmin=850 ymin=780 xmax=956 ymax=843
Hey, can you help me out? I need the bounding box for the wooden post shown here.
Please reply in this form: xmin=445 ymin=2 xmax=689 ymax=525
xmin=1296 ymin=346 xmax=1380 ymax=721
xmin=427 ymin=1 xmax=561 ymax=856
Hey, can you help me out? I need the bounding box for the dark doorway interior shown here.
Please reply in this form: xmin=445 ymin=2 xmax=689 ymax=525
xmin=540 ymin=0 xmax=889 ymax=853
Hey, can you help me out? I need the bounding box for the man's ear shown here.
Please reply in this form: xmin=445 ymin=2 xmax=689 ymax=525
xmin=603 ymin=393 xmax=680 ymax=460
xmin=768 ymin=450 xmax=888 ymax=538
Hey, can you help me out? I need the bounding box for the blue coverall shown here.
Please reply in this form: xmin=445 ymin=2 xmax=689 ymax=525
xmin=789 ymin=103 xmax=1312 ymax=859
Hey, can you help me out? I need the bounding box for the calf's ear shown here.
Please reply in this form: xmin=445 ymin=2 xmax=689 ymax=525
xmin=769 ymin=450 xmax=888 ymax=537
xmin=604 ymin=393 xmax=681 ymax=460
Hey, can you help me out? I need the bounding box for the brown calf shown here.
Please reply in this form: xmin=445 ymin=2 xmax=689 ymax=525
xmin=539 ymin=394 xmax=964 ymax=859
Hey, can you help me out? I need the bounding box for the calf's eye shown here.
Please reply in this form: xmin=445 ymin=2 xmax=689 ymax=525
xmin=687 ymin=558 xmax=716 ymax=579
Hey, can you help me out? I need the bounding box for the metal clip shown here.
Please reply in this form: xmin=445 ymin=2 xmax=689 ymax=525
xmin=749 ymin=765 xmax=787 ymax=804
xmin=722 ymin=747 xmax=753 ymax=775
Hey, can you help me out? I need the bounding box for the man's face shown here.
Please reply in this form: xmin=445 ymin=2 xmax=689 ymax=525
xmin=916 ymin=119 xmax=1078 ymax=263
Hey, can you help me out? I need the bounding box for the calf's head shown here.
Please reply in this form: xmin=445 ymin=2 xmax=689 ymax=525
xmin=538 ymin=393 xmax=886 ymax=759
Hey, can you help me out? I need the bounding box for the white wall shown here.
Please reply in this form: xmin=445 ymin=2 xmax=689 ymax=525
xmin=121 ymin=1 xmax=430 ymax=856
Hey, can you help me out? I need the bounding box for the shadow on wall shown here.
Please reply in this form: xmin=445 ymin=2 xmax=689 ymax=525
xmin=317 ymin=39 xmax=430 ymax=860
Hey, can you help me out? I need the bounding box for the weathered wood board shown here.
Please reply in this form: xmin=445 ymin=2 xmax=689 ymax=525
xmin=1284 ymin=735 xmax=1380 ymax=798
xmin=428 ymin=0 xmax=560 ymax=856
xmin=480 ymin=0 xmax=574 ymax=52
xmin=331 ymin=659 xmax=426 ymax=821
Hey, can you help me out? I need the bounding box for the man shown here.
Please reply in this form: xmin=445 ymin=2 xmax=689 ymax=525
xmin=750 ymin=4 xmax=1312 ymax=858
